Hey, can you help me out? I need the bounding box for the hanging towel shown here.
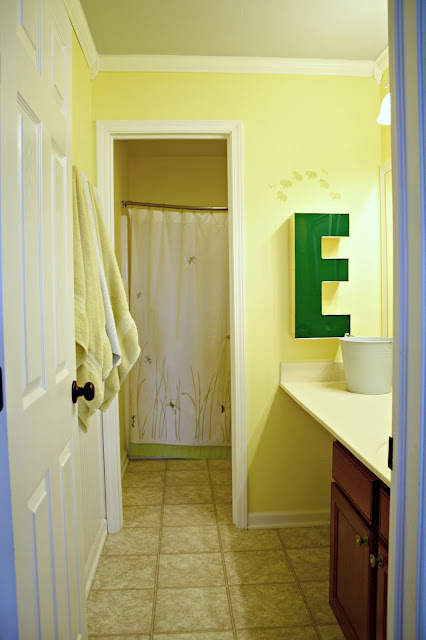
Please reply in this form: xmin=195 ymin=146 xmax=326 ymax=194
xmin=88 ymin=183 xmax=140 ymax=411
xmin=73 ymin=167 xmax=113 ymax=430
xmin=81 ymin=173 xmax=122 ymax=371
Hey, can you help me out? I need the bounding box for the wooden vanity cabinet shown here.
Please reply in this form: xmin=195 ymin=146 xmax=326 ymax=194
xmin=330 ymin=442 xmax=390 ymax=640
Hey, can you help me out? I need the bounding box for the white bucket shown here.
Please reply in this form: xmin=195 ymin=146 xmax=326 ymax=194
xmin=339 ymin=336 xmax=393 ymax=395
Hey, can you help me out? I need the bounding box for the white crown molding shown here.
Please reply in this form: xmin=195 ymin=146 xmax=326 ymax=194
xmin=98 ymin=53 xmax=376 ymax=78
xmin=63 ymin=0 xmax=99 ymax=78
xmin=373 ymin=46 xmax=389 ymax=85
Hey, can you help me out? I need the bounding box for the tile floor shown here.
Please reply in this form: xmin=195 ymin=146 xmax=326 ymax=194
xmin=87 ymin=458 xmax=345 ymax=640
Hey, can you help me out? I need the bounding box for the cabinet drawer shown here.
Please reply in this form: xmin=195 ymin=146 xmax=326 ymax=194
xmin=332 ymin=441 xmax=380 ymax=525
xmin=378 ymin=486 xmax=390 ymax=544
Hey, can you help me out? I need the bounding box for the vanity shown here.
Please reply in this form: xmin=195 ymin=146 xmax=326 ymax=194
xmin=280 ymin=362 xmax=392 ymax=640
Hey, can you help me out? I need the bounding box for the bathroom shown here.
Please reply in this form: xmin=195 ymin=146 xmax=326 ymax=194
xmin=7 ymin=0 xmax=426 ymax=635
xmin=73 ymin=25 xmax=394 ymax=631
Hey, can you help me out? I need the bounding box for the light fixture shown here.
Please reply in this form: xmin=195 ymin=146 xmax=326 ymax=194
xmin=377 ymin=86 xmax=391 ymax=125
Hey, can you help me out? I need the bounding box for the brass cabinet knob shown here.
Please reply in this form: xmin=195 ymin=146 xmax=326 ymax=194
xmin=356 ymin=533 xmax=369 ymax=547
xmin=370 ymin=553 xmax=384 ymax=569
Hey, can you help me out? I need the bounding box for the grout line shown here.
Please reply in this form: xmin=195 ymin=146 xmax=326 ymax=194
xmin=207 ymin=459 xmax=238 ymax=640
xmin=149 ymin=463 xmax=167 ymax=638
xmin=278 ymin=531 xmax=322 ymax=640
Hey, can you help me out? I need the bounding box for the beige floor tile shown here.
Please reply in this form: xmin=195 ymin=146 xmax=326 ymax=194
xmin=103 ymin=528 xmax=160 ymax=556
xmin=216 ymin=503 xmax=233 ymax=524
xmin=237 ymin=628 xmax=318 ymax=639
xmin=300 ymin=581 xmax=338 ymax=625
xmin=127 ymin=459 xmax=167 ymax=472
xmin=161 ymin=526 xmax=220 ymax=554
xmin=229 ymin=583 xmax=311 ymax=629
xmin=123 ymin=505 xmax=162 ymax=528
xmin=91 ymin=555 xmax=157 ymax=590
xmin=317 ymin=625 xmax=345 ymax=640
xmin=87 ymin=589 xmax=154 ymax=635
xmin=279 ymin=526 xmax=330 ymax=549
xmin=213 ymin=484 xmax=232 ymax=503
xmin=122 ymin=472 xmax=165 ymax=487
xmin=122 ymin=486 xmax=164 ymax=506
xmin=208 ymin=459 xmax=232 ymax=469
xmin=165 ymin=485 xmax=212 ymax=505
xmin=166 ymin=470 xmax=210 ymax=486
xmin=163 ymin=503 xmax=217 ymax=527
xmin=167 ymin=459 xmax=208 ymax=470
xmin=153 ymin=633 xmax=233 ymax=640
xmin=154 ymin=587 xmax=231 ymax=632
xmin=224 ymin=549 xmax=294 ymax=585
xmin=158 ymin=553 xmax=225 ymax=587
xmin=219 ymin=525 xmax=281 ymax=551
xmin=287 ymin=548 xmax=330 ymax=582
xmin=210 ymin=470 xmax=232 ymax=485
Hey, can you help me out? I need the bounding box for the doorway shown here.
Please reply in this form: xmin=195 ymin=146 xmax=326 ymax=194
xmin=96 ymin=120 xmax=248 ymax=530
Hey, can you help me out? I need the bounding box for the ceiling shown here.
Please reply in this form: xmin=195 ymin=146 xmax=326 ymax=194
xmin=80 ymin=0 xmax=388 ymax=60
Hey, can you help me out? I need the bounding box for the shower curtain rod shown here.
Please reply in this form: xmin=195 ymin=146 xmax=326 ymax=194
xmin=121 ymin=200 xmax=228 ymax=213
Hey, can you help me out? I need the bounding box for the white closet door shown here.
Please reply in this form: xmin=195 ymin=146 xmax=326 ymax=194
xmin=0 ymin=0 xmax=87 ymax=637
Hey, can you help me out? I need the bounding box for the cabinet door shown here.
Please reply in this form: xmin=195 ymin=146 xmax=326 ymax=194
xmin=330 ymin=483 xmax=377 ymax=640
xmin=375 ymin=541 xmax=388 ymax=640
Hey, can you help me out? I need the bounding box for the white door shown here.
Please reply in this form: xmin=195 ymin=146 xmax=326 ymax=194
xmin=0 ymin=0 xmax=87 ymax=637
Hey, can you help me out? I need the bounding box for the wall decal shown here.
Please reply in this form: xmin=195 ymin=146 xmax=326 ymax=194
xmin=270 ymin=169 xmax=342 ymax=202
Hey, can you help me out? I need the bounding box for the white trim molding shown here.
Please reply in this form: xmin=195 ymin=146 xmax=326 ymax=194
xmin=380 ymin=158 xmax=392 ymax=337
xmin=121 ymin=450 xmax=129 ymax=478
xmin=98 ymin=54 xmax=376 ymax=78
xmin=63 ymin=0 xmax=99 ymax=78
xmin=97 ymin=119 xmax=248 ymax=530
xmin=248 ymin=510 xmax=330 ymax=530
xmin=85 ymin=519 xmax=107 ymax=596
xmin=373 ymin=47 xmax=390 ymax=85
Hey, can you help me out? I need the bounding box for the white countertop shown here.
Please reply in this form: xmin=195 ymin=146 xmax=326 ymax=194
xmin=280 ymin=362 xmax=392 ymax=486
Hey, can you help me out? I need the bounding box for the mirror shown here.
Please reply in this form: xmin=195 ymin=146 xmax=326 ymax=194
xmin=380 ymin=160 xmax=393 ymax=337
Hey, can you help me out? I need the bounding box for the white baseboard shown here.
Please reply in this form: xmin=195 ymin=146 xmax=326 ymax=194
xmin=85 ymin=519 xmax=107 ymax=597
xmin=121 ymin=450 xmax=129 ymax=478
xmin=248 ymin=510 xmax=330 ymax=529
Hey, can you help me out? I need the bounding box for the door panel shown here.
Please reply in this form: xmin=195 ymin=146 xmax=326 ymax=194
xmin=0 ymin=0 xmax=87 ymax=637
xmin=330 ymin=482 xmax=377 ymax=640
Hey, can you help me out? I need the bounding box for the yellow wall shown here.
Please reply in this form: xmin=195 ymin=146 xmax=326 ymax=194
xmin=72 ymin=32 xmax=96 ymax=184
xmin=126 ymin=153 xmax=227 ymax=206
xmin=72 ymin=63 xmax=383 ymax=515
xmin=380 ymin=68 xmax=391 ymax=163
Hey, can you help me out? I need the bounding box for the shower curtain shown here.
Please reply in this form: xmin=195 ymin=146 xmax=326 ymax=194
xmin=127 ymin=208 xmax=231 ymax=459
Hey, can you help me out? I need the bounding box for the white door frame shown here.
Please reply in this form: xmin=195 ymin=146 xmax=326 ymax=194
xmin=96 ymin=119 xmax=248 ymax=530
xmin=388 ymin=0 xmax=426 ymax=636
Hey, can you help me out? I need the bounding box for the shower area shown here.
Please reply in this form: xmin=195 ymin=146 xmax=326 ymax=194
xmin=115 ymin=139 xmax=231 ymax=462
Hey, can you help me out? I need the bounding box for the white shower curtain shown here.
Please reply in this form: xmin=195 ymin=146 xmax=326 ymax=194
xmin=127 ymin=208 xmax=231 ymax=458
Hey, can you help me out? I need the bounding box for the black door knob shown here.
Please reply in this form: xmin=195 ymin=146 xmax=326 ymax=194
xmin=72 ymin=381 xmax=95 ymax=403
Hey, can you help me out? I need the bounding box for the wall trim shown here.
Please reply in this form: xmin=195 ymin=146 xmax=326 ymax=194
xmin=85 ymin=519 xmax=107 ymax=597
xmin=248 ymin=510 xmax=330 ymax=530
xmin=97 ymin=53 xmax=376 ymax=78
xmin=121 ymin=450 xmax=129 ymax=478
xmin=63 ymin=0 xmax=99 ymax=78
xmin=97 ymin=119 xmax=248 ymax=530
xmin=373 ymin=46 xmax=390 ymax=84
xmin=380 ymin=158 xmax=392 ymax=337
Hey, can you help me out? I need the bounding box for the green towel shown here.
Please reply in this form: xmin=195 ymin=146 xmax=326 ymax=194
xmin=73 ymin=167 xmax=112 ymax=430
xmin=89 ymin=184 xmax=140 ymax=411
